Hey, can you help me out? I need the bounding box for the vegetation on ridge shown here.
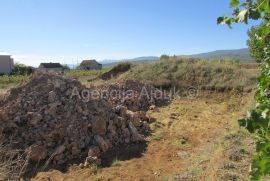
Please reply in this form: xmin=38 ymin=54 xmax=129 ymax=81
xmin=120 ymin=57 xmax=258 ymax=91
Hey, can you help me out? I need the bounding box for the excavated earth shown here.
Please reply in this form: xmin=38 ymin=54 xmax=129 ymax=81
xmin=0 ymin=73 xmax=168 ymax=179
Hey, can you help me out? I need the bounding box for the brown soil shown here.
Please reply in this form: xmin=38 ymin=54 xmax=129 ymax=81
xmin=33 ymin=92 xmax=255 ymax=181
xmin=100 ymin=63 xmax=132 ymax=80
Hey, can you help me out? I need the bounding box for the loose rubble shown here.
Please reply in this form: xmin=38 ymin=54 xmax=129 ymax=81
xmin=96 ymin=79 xmax=169 ymax=111
xmin=0 ymin=73 xmax=168 ymax=171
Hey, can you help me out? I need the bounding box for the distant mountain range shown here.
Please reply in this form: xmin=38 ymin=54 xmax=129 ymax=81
xmin=103 ymin=48 xmax=254 ymax=65
xmin=101 ymin=56 xmax=159 ymax=66
xmin=67 ymin=48 xmax=255 ymax=68
xmin=188 ymin=48 xmax=255 ymax=62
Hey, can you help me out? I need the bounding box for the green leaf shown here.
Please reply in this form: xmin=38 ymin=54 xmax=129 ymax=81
xmin=225 ymin=18 xmax=234 ymax=28
xmin=258 ymin=0 xmax=270 ymax=14
xmin=237 ymin=9 xmax=249 ymax=23
xmin=249 ymin=9 xmax=261 ymax=20
xmin=217 ymin=16 xmax=225 ymax=24
xmin=219 ymin=0 xmax=270 ymax=178
xmin=233 ymin=7 xmax=240 ymax=16
xmin=230 ymin=0 xmax=240 ymax=7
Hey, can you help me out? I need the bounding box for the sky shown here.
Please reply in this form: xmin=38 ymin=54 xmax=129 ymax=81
xmin=0 ymin=0 xmax=259 ymax=67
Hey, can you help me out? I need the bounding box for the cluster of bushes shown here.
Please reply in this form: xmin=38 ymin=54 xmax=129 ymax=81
xmin=12 ymin=64 xmax=34 ymax=76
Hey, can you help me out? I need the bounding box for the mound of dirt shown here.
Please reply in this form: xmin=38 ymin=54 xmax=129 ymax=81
xmin=100 ymin=62 xmax=132 ymax=80
xmin=0 ymin=73 xmax=166 ymax=177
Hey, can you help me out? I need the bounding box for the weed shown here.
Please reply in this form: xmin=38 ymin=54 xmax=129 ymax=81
xmin=152 ymin=132 xmax=164 ymax=141
xmin=150 ymin=121 xmax=164 ymax=130
xmin=171 ymin=137 xmax=188 ymax=149
xmin=111 ymin=158 xmax=121 ymax=167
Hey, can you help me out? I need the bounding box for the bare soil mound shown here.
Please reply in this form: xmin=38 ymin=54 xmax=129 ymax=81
xmin=100 ymin=63 xmax=132 ymax=80
xmin=0 ymin=73 xmax=167 ymax=179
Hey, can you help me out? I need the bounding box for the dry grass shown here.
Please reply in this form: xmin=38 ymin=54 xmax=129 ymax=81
xmin=0 ymin=144 xmax=27 ymax=180
xmin=120 ymin=57 xmax=259 ymax=91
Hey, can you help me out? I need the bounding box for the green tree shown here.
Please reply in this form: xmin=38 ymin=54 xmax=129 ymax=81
xmin=218 ymin=0 xmax=270 ymax=180
xmin=62 ymin=64 xmax=71 ymax=71
xmin=247 ymin=22 xmax=270 ymax=62
xmin=12 ymin=63 xmax=34 ymax=75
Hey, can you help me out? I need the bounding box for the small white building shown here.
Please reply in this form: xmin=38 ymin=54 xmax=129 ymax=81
xmin=0 ymin=55 xmax=14 ymax=75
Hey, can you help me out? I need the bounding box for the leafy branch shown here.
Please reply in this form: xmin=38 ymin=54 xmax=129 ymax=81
xmin=219 ymin=0 xmax=270 ymax=180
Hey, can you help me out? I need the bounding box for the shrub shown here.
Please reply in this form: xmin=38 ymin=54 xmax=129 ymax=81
xmin=12 ymin=64 xmax=34 ymax=76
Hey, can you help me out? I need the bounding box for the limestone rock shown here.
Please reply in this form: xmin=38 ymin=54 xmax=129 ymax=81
xmin=94 ymin=135 xmax=109 ymax=152
xmin=27 ymin=145 xmax=47 ymax=162
xmin=0 ymin=73 xmax=166 ymax=169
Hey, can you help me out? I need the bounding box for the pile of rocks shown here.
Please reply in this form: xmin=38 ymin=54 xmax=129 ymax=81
xmin=97 ymin=79 xmax=169 ymax=112
xmin=0 ymin=73 xmax=165 ymax=169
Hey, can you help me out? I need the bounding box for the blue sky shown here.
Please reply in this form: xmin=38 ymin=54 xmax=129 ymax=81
xmin=0 ymin=0 xmax=258 ymax=66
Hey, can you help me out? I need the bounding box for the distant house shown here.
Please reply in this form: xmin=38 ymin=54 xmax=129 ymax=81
xmin=79 ymin=60 xmax=102 ymax=70
xmin=0 ymin=55 xmax=14 ymax=75
xmin=38 ymin=63 xmax=64 ymax=73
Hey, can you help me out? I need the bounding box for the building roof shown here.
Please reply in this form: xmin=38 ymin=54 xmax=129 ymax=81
xmin=80 ymin=59 xmax=102 ymax=66
xmin=40 ymin=63 xmax=63 ymax=68
xmin=0 ymin=55 xmax=11 ymax=57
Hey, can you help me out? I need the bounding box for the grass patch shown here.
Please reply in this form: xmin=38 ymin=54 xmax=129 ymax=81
xmin=65 ymin=68 xmax=111 ymax=78
xmin=152 ymin=132 xmax=165 ymax=141
xmin=171 ymin=137 xmax=188 ymax=148
xmin=150 ymin=121 xmax=165 ymax=131
xmin=0 ymin=75 xmax=29 ymax=91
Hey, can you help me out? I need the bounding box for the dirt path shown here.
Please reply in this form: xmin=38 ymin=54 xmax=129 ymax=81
xmin=33 ymin=92 xmax=255 ymax=181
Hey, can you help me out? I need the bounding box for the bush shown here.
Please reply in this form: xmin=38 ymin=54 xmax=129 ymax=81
xmin=12 ymin=64 xmax=34 ymax=76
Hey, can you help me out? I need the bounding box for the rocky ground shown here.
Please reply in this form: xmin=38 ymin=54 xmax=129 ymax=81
xmin=33 ymin=91 xmax=256 ymax=181
xmin=0 ymin=73 xmax=168 ymax=180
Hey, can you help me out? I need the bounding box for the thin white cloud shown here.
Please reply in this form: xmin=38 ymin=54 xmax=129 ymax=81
xmin=12 ymin=54 xmax=49 ymax=67
xmin=0 ymin=52 xmax=10 ymax=55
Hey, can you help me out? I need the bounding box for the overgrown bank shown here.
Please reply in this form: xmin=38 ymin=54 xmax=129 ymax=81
xmin=118 ymin=58 xmax=258 ymax=92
